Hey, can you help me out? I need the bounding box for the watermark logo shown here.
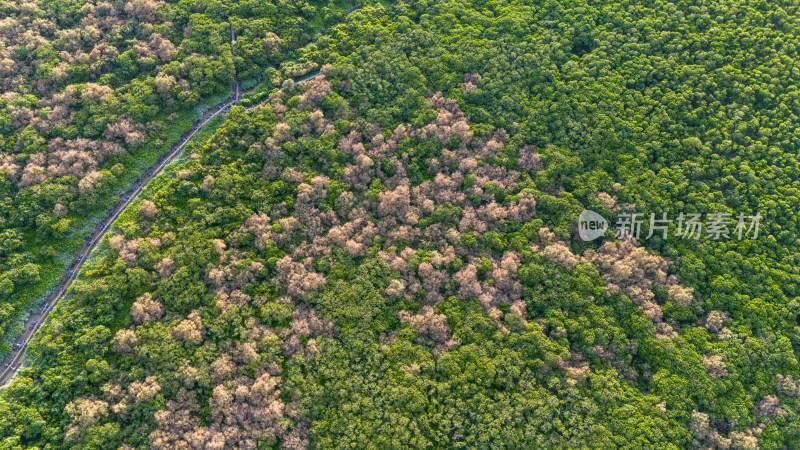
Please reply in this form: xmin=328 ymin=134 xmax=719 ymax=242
xmin=578 ymin=210 xmax=608 ymax=241
xmin=578 ymin=210 xmax=762 ymax=242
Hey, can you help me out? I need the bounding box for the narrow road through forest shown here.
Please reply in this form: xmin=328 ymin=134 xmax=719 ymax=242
xmin=0 ymin=24 xmax=320 ymax=386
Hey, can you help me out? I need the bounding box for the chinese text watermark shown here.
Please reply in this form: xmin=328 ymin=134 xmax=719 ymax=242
xmin=578 ymin=210 xmax=761 ymax=242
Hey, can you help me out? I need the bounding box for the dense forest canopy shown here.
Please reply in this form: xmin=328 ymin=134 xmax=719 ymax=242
xmin=0 ymin=0 xmax=363 ymax=357
xmin=1 ymin=0 xmax=800 ymax=448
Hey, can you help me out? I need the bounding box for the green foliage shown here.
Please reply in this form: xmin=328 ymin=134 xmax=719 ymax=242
xmin=1 ymin=0 xmax=800 ymax=448
xmin=0 ymin=0 xmax=366 ymax=359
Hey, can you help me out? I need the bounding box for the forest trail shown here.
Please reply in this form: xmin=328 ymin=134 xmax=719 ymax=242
xmin=0 ymin=25 xmax=320 ymax=387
